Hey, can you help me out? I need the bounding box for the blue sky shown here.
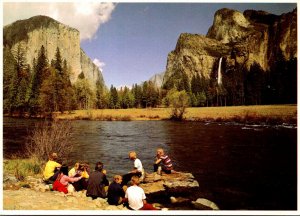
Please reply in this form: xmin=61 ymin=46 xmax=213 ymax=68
xmin=3 ymin=2 xmax=297 ymax=88
xmin=81 ymin=3 xmax=296 ymax=87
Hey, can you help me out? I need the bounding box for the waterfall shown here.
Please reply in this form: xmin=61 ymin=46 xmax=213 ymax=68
xmin=217 ymin=57 xmax=222 ymax=85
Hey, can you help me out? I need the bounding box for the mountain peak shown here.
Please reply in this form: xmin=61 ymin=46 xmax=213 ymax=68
xmin=4 ymin=15 xmax=78 ymax=48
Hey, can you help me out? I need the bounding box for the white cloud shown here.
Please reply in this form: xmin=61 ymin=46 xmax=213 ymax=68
xmin=93 ymin=58 xmax=105 ymax=72
xmin=3 ymin=2 xmax=116 ymax=41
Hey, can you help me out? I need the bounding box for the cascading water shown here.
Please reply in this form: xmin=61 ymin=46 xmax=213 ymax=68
xmin=217 ymin=57 xmax=222 ymax=85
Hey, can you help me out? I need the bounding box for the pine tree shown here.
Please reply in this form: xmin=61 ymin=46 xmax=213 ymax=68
xmin=74 ymin=78 xmax=95 ymax=110
xmin=3 ymin=46 xmax=16 ymax=113
xmin=95 ymin=77 xmax=106 ymax=109
xmin=8 ymin=44 xmax=30 ymax=116
xmin=28 ymin=45 xmax=48 ymax=115
xmin=39 ymin=67 xmax=56 ymax=114
xmin=132 ymin=84 xmax=143 ymax=108
xmin=191 ymin=73 xmax=203 ymax=94
xmin=109 ymin=85 xmax=119 ymax=109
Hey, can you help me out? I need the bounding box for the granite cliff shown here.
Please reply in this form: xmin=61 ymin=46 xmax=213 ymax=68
xmin=3 ymin=15 xmax=104 ymax=87
xmin=163 ymin=8 xmax=297 ymax=86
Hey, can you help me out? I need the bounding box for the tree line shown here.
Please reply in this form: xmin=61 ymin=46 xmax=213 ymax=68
xmin=4 ymin=44 xmax=297 ymax=117
xmin=162 ymin=55 xmax=297 ymax=107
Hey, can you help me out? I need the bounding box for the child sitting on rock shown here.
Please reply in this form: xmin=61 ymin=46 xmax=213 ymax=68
xmin=53 ymin=165 xmax=82 ymax=194
xmin=154 ymin=148 xmax=173 ymax=174
xmin=122 ymin=151 xmax=145 ymax=186
xmin=107 ymin=175 xmax=125 ymax=205
xmin=124 ymin=176 xmax=158 ymax=210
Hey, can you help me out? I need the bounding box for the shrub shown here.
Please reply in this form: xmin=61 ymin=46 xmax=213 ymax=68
xmin=164 ymin=89 xmax=190 ymax=121
xmin=26 ymin=120 xmax=73 ymax=161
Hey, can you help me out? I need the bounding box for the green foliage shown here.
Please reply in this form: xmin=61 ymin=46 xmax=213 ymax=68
xmin=132 ymin=84 xmax=143 ymax=108
xmin=266 ymin=54 xmax=297 ymax=104
xmin=109 ymin=85 xmax=119 ymax=109
xmin=74 ymin=78 xmax=95 ymax=109
xmin=3 ymin=46 xmax=17 ymax=113
xmin=142 ymin=81 xmax=159 ymax=108
xmin=6 ymin=44 xmax=30 ymax=116
xmin=119 ymin=87 xmax=135 ymax=109
xmin=28 ymin=45 xmax=49 ymax=115
xmin=244 ymin=62 xmax=264 ymax=105
xmin=163 ymin=69 xmax=190 ymax=92
xmin=191 ymin=73 xmax=207 ymax=94
xmin=78 ymin=72 xmax=85 ymax=79
xmin=164 ymin=89 xmax=190 ymax=120
xmin=54 ymin=47 xmax=63 ymax=74
xmin=95 ymin=77 xmax=107 ymax=109
xmin=39 ymin=67 xmax=57 ymax=114
xmin=190 ymin=92 xmax=207 ymax=107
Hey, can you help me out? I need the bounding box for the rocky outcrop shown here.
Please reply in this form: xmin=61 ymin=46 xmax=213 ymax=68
xmin=163 ymin=33 xmax=231 ymax=82
xmin=163 ymin=7 xmax=297 ymax=85
xmin=80 ymin=49 xmax=105 ymax=86
xmin=3 ymin=15 xmax=104 ymax=87
xmin=140 ymin=172 xmax=199 ymax=204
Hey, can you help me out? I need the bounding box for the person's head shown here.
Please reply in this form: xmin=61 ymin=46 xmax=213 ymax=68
xmin=131 ymin=175 xmax=140 ymax=185
xmin=74 ymin=162 xmax=80 ymax=170
xmin=60 ymin=165 xmax=68 ymax=176
xmin=156 ymin=148 xmax=164 ymax=156
xmin=95 ymin=161 xmax=104 ymax=172
xmin=129 ymin=151 xmax=137 ymax=160
xmin=49 ymin=152 xmax=58 ymax=161
xmin=113 ymin=175 xmax=122 ymax=184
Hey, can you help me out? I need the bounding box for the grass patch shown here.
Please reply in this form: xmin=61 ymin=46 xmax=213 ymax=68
xmin=4 ymin=157 xmax=43 ymax=180
xmin=55 ymin=105 xmax=297 ymax=124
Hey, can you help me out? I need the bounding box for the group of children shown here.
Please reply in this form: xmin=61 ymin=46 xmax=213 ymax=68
xmin=43 ymin=148 xmax=173 ymax=211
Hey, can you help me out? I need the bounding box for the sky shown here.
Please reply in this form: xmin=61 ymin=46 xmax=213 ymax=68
xmin=3 ymin=1 xmax=297 ymax=88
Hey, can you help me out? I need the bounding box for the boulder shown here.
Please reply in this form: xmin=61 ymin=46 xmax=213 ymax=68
xmin=192 ymin=198 xmax=219 ymax=210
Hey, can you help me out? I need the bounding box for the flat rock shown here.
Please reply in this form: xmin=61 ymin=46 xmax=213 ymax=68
xmin=140 ymin=172 xmax=199 ymax=202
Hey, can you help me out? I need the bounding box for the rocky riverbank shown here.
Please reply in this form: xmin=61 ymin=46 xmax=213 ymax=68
xmin=3 ymin=172 xmax=219 ymax=211
xmin=3 ymin=174 xmax=126 ymax=210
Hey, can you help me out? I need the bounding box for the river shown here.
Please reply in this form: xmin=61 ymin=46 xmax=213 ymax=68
xmin=3 ymin=117 xmax=297 ymax=210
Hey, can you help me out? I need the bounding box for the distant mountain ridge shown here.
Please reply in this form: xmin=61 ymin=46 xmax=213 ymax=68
xmin=149 ymin=72 xmax=165 ymax=88
xmin=3 ymin=15 xmax=105 ymax=87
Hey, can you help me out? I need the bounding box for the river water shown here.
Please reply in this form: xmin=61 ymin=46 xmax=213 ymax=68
xmin=3 ymin=117 xmax=297 ymax=210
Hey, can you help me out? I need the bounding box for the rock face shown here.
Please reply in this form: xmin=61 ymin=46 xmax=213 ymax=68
xmin=164 ymin=33 xmax=231 ymax=82
xmin=3 ymin=15 xmax=104 ymax=87
xmin=163 ymin=7 xmax=297 ymax=85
